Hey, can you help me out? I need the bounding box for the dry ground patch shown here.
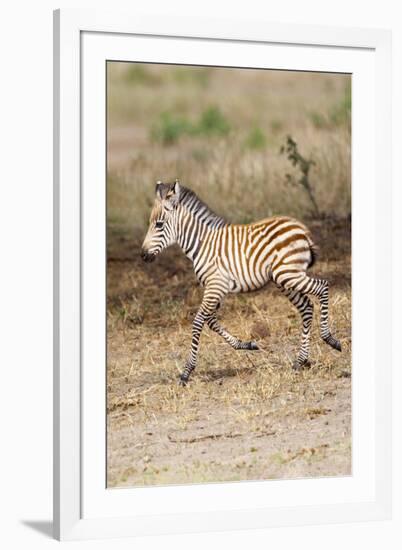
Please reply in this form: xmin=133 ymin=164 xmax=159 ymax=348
xmin=107 ymin=219 xmax=351 ymax=487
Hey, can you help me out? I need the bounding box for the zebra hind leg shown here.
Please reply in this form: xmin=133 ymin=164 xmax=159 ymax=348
xmin=206 ymin=314 xmax=259 ymax=351
xmin=279 ymin=286 xmax=314 ymax=371
xmin=278 ymin=274 xmax=342 ymax=353
xmin=316 ymin=280 xmax=342 ymax=352
xmin=293 ymin=276 xmax=341 ymax=352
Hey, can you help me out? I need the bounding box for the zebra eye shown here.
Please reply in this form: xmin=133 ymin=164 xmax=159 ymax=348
xmin=155 ymin=221 xmax=164 ymax=229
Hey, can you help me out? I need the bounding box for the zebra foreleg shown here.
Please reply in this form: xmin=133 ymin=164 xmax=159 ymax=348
xmin=206 ymin=314 xmax=259 ymax=351
xmin=179 ymin=286 xmax=226 ymax=385
xmin=179 ymin=309 xmax=206 ymax=385
xmin=180 ymin=308 xmax=206 ymax=386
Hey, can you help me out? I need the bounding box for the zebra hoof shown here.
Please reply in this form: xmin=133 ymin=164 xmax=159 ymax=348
xmin=334 ymin=340 xmax=342 ymax=352
xmin=246 ymin=341 xmax=259 ymax=351
xmin=324 ymin=336 xmax=342 ymax=352
xmin=292 ymin=359 xmax=311 ymax=371
xmin=179 ymin=374 xmax=189 ymax=386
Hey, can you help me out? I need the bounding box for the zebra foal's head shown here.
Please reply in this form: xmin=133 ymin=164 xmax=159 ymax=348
xmin=141 ymin=180 xmax=181 ymax=262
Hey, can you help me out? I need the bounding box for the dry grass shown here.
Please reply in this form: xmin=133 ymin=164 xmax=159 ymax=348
xmin=107 ymin=219 xmax=351 ymax=487
xmin=106 ymin=63 xmax=351 ymax=487
xmin=107 ymin=63 xmax=351 ymax=238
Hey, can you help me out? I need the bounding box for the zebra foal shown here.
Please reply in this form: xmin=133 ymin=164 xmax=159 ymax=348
xmin=141 ymin=180 xmax=341 ymax=384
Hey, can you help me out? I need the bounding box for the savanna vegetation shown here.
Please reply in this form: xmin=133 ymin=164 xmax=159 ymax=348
xmin=107 ymin=63 xmax=351 ymax=488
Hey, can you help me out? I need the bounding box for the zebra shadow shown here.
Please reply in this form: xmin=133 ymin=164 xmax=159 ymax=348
xmin=198 ymin=364 xmax=259 ymax=382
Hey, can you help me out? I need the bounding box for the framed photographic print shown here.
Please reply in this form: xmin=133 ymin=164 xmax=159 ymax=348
xmin=53 ymin=9 xmax=392 ymax=541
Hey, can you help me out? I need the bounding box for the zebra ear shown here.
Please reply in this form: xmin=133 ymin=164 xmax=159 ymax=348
xmin=166 ymin=180 xmax=180 ymax=200
xmin=173 ymin=179 xmax=181 ymax=196
xmin=155 ymin=181 xmax=163 ymax=199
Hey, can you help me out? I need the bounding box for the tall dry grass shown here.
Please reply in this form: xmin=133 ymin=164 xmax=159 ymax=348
xmin=107 ymin=63 xmax=351 ymax=240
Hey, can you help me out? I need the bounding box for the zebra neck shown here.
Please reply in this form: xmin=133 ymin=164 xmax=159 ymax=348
xmin=176 ymin=215 xmax=209 ymax=262
xmin=175 ymin=193 xmax=228 ymax=262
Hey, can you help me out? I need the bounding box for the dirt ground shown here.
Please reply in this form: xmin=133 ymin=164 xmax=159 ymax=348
xmin=106 ymin=218 xmax=351 ymax=487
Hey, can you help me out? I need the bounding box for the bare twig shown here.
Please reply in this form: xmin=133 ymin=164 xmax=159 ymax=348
xmin=280 ymin=135 xmax=320 ymax=218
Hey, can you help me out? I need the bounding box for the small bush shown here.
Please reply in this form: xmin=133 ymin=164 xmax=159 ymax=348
xmin=309 ymin=111 xmax=327 ymax=129
xmin=245 ymin=126 xmax=267 ymax=150
xmin=151 ymin=112 xmax=192 ymax=145
xmin=195 ymin=106 xmax=230 ymax=137
xmin=125 ymin=65 xmax=161 ymax=85
xmin=151 ymin=106 xmax=230 ymax=145
xmin=172 ymin=67 xmax=211 ymax=88
xmin=280 ymin=135 xmax=321 ymax=218
xmin=330 ymin=82 xmax=351 ymax=128
xmin=309 ymin=82 xmax=351 ymax=130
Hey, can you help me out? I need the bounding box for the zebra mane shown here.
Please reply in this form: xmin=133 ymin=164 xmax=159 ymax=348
xmin=178 ymin=186 xmax=227 ymax=229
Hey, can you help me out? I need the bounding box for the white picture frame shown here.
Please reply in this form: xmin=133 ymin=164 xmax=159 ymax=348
xmin=53 ymin=8 xmax=392 ymax=541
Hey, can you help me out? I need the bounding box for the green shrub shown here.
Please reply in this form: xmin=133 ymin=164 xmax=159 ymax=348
xmin=172 ymin=67 xmax=211 ymax=88
xmin=150 ymin=106 xmax=231 ymax=145
xmin=280 ymin=135 xmax=321 ymax=218
xmin=245 ymin=126 xmax=267 ymax=150
xmin=309 ymin=111 xmax=327 ymax=129
xmin=309 ymin=82 xmax=351 ymax=130
xmin=195 ymin=106 xmax=230 ymax=137
xmin=151 ymin=112 xmax=192 ymax=145
xmin=330 ymin=82 xmax=351 ymax=128
xmin=125 ymin=65 xmax=161 ymax=85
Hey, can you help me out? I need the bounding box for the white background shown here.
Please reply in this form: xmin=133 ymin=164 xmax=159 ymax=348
xmin=0 ymin=1 xmax=400 ymax=548
xmin=81 ymin=31 xmax=377 ymax=523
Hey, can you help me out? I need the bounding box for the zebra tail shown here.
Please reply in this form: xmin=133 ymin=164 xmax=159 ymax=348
xmin=308 ymin=240 xmax=319 ymax=268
